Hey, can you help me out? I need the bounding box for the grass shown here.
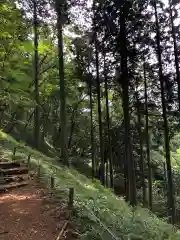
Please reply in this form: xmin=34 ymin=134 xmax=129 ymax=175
xmin=0 ymin=130 xmax=180 ymax=240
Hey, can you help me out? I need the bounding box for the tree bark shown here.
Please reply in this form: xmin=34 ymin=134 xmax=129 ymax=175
xmin=143 ymin=60 xmax=152 ymax=210
xmin=95 ymin=40 xmax=105 ymax=185
xmin=119 ymin=7 xmax=136 ymax=205
xmin=55 ymin=1 xmax=68 ymax=165
xmin=104 ymin=54 xmax=113 ymax=188
xmin=136 ymin=92 xmax=146 ymax=207
xmin=89 ymin=82 xmax=95 ymax=179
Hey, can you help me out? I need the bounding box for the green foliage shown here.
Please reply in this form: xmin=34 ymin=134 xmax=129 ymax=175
xmin=2 ymin=0 xmax=180 ymax=234
xmin=0 ymin=131 xmax=180 ymax=240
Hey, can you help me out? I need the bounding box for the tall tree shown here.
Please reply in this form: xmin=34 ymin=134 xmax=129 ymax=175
xmin=143 ymin=59 xmax=153 ymax=210
xmin=33 ymin=0 xmax=40 ymax=148
xmin=95 ymin=39 xmax=105 ymax=185
xmin=55 ymin=0 xmax=68 ymax=165
xmin=119 ymin=2 xmax=136 ymax=205
xmin=135 ymin=90 xmax=146 ymax=207
xmin=103 ymin=53 xmax=113 ymax=188
xmin=89 ymin=81 xmax=95 ymax=179
xmin=152 ymin=0 xmax=176 ymax=224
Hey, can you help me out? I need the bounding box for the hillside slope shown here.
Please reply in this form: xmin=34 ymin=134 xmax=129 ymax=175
xmin=0 ymin=130 xmax=179 ymax=240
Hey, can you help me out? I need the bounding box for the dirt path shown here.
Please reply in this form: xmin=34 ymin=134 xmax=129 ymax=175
xmin=0 ymin=180 xmax=75 ymax=240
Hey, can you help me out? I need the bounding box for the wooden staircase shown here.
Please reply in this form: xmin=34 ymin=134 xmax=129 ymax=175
xmin=0 ymin=159 xmax=29 ymax=193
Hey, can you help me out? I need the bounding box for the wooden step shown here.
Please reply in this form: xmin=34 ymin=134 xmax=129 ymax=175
xmin=0 ymin=158 xmax=10 ymax=162
xmin=0 ymin=174 xmax=29 ymax=184
xmin=0 ymin=167 xmax=29 ymax=176
xmin=0 ymin=162 xmax=20 ymax=169
xmin=0 ymin=181 xmax=28 ymax=193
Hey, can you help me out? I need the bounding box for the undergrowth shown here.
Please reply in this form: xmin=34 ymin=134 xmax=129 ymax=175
xmin=0 ymin=130 xmax=180 ymax=240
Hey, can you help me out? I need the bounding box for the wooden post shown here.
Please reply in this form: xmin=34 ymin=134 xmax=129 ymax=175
xmin=12 ymin=147 xmax=17 ymax=161
xmin=68 ymin=188 xmax=74 ymax=210
xmin=13 ymin=147 xmax=16 ymax=156
xmin=27 ymin=154 xmax=31 ymax=168
xmin=51 ymin=176 xmax=54 ymax=190
xmin=37 ymin=164 xmax=41 ymax=178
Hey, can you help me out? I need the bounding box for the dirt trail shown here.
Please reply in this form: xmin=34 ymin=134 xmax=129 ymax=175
xmin=0 ymin=180 xmax=75 ymax=240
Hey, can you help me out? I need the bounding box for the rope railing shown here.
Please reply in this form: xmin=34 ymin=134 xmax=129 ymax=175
xmin=78 ymin=200 xmax=121 ymax=240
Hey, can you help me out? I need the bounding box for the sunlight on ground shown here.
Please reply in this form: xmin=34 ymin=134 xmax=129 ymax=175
xmin=67 ymin=171 xmax=98 ymax=191
xmin=0 ymin=193 xmax=37 ymax=202
xmin=12 ymin=207 xmax=30 ymax=215
xmin=84 ymin=184 xmax=98 ymax=191
xmin=0 ymin=131 xmax=7 ymax=139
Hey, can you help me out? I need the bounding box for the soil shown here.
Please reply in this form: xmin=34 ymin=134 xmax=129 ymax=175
xmin=0 ymin=180 xmax=77 ymax=240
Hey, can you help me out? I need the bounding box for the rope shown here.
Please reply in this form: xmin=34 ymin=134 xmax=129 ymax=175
xmin=77 ymin=200 xmax=121 ymax=240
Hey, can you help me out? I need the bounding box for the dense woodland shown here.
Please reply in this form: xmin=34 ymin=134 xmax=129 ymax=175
xmin=2 ymin=0 xmax=180 ymax=226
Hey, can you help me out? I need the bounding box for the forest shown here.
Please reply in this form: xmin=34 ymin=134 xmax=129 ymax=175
xmin=2 ymin=0 xmax=180 ymax=239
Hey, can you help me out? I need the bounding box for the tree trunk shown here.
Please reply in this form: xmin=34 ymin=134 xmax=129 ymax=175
xmin=33 ymin=0 xmax=40 ymax=149
xmin=143 ymin=60 xmax=152 ymax=210
xmin=153 ymin=0 xmax=176 ymax=224
xmin=95 ymin=41 xmax=105 ymax=185
xmin=89 ymin=82 xmax=95 ymax=179
xmin=119 ymin=8 xmax=136 ymax=205
xmin=68 ymin=107 xmax=76 ymax=151
xmin=104 ymin=55 xmax=113 ymax=188
xmin=55 ymin=2 xmax=68 ymax=165
xmin=168 ymin=0 xmax=180 ymax=111
xmin=136 ymin=92 xmax=146 ymax=207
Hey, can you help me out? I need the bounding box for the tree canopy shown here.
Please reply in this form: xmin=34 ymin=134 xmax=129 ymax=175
xmin=2 ymin=0 xmax=180 ymax=226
